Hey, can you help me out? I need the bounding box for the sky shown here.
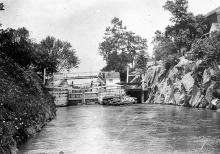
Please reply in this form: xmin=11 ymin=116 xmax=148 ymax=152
xmin=1 ymin=0 xmax=220 ymax=73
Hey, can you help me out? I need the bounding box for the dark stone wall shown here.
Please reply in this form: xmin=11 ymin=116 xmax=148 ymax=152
xmin=126 ymin=90 xmax=148 ymax=103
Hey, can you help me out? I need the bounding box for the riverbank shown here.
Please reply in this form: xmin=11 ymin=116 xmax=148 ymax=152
xmin=0 ymin=54 xmax=56 ymax=153
xmin=144 ymin=56 xmax=220 ymax=110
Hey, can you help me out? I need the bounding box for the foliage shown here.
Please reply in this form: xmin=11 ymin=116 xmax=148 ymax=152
xmin=164 ymin=54 xmax=180 ymax=70
xmin=0 ymin=3 xmax=3 ymax=10
xmin=0 ymin=27 xmax=79 ymax=75
xmin=35 ymin=36 xmax=79 ymax=75
xmin=153 ymin=0 xmax=209 ymax=61
xmin=0 ymin=53 xmax=56 ymax=152
xmin=152 ymin=30 xmax=177 ymax=60
xmin=0 ymin=28 xmax=36 ymax=68
xmin=0 ymin=3 xmax=4 ymax=27
xmin=163 ymin=0 xmax=189 ymax=23
xmin=135 ymin=51 xmax=149 ymax=73
xmin=191 ymin=31 xmax=220 ymax=66
xmin=99 ymin=17 xmax=148 ymax=81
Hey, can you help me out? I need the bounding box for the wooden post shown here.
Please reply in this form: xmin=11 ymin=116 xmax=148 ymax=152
xmin=43 ymin=68 xmax=46 ymax=85
xmin=126 ymin=66 xmax=129 ymax=83
xmin=141 ymin=74 xmax=145 ymax=103
xmin=82 ymin=89 xmax=85 ymax=105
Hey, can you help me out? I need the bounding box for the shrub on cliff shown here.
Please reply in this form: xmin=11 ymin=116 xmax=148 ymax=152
xmin=163 ymin=55 xmax=180 ymax=70
xmin=192 ymin=31 xmax=220 ymax=69
xmin=191 ymin=31 xmax=220 ymax=90
xmin=0 ymin=53 xmax=56 ymax=153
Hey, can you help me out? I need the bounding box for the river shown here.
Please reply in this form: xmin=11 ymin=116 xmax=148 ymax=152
xmin=18 ymin=104 xmax=220 ymax=154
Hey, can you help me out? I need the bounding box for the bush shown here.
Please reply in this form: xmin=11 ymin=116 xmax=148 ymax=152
xmin=163 ymin=54 xmax=180 ymax=70
xmin=0 ymin=53 xmax=56 ymax=152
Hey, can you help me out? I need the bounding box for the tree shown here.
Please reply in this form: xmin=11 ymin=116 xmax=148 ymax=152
xmin=0 ymin=27 xmax=36 ymax=68
xmin=152 ymin=0 xmax=209 ymax=60
xmin=163 ymin=0 xmax=209 ymax=52
xmin=0 ymin=3 xmax=4 ymax=10
xmin=163 ymin=0 xmax=189 ymax=24
xmin=135 ymin=50 xmax=149 ymax=72
xmin=0 ymin=3 xmax=4 ymax=27
xmin=99 ymin=17 xmax=148 ymax=81
xmin=152 ymin=30 xmax=177 ymax=60
xmin=36 ymin=36 xmax=79 ymax=75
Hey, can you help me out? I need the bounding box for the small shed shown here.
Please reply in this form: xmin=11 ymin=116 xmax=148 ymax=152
xmin=103 ymin=71 xmax=120 ymax=86
xmin=206 ymin=7 xmax=220 ymax=24
xmin=206 ymin=7 xmax=220 ymax=32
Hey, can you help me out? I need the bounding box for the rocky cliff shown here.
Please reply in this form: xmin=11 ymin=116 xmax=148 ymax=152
xmin=0 ymin=54 xmax=56 ymax=153
xmin=145 ymin=57 xmax=220 ymax=109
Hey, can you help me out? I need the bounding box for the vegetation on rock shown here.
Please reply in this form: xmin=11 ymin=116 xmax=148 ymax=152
xmin=144 ymin=0 xmax=220 ymax=110
xmin=152 ymin=0 xmax=209 ymax=61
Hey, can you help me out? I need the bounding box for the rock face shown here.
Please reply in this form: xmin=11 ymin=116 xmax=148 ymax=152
xmin=145 ymin=56 xmax=220 ymax=109
xmin=0 ymin=55 xmax=56 ymax=153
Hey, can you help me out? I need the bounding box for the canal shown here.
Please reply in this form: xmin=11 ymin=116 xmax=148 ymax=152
xmin=18 ymin=104 xmax=220 ymax=154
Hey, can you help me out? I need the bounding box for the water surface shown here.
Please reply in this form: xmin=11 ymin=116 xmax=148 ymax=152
xmin=18 ymin=104 xmax=220 ymax=154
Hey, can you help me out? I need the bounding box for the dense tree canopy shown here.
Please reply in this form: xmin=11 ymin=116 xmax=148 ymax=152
xmin=35 ymin=36 xmax=79 ymax=74
xmin=99 ymin=17 xmax=148 ymax=81
xmin=0 ymin=27 xmax=35 ymax=67
xmin=153 ymin=0 xmax=209 ymax=60
xmin=152 ymin=30 xmax=177 ymax=60
xmin=0 ymin=27 xmax=79 ymax=75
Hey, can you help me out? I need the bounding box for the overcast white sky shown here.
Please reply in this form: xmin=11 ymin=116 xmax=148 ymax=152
xmin=1 ymin=0 xmax=220 ymax=72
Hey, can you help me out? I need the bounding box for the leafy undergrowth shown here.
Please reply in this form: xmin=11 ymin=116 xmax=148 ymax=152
xmin=0 ymin=53 xmax=56 ymax=153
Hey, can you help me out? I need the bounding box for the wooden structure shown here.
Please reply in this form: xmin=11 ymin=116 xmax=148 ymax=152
xmin=49 ymin=88 xmax=68 ymax=107
xmin=47 ymin=85 xmax=125 ymax=106
xmin=46 ymin=71 xmax=125 ymax=106
xmin=68 ymin=85 xmax=124 ymax=105
xmin=206 ymin=6 xmax=220 ymax=25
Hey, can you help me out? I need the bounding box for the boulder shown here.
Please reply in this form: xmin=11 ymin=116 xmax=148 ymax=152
xmin=199 ymin=97 xmax=209 ymax=108
xmin=211 ymin=98 xmax=219 ymax=106
xmin=175 ymin=56 xmax=192 ymax=68
xmin=189 ymin=85 xmax=202 ymax=107
xmin=143 ymin=57 xmax=219 ymax=110
xmin=203 ymin=68 xmax=215 ymax=85
xmin=181 ymin=72 xmax=194 ymax=94
xmin=205 ymin=82 xmax=216 ymax=105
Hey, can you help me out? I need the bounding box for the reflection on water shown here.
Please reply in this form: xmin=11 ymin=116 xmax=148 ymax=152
xmin=18 ymin=104 xmax=220 ymax=154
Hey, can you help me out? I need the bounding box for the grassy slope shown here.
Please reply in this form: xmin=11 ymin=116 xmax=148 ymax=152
xmin=0 ymin=54 xmax=56 ymax=153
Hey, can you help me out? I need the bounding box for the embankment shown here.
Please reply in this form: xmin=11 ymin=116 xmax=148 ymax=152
xmin=145 ymin=57 xmax=220 ymax=109
xmin=0 ymin=54 xmax=56 ymax=153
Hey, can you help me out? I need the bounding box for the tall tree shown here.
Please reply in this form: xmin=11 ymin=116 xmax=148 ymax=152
xmin=0 ymin=27 xmax=35 ymax=67
xmin=36 ymin=36 xmax=79 ymax=75
xmin=99 ymin=17 xmax=148 ymax=81
xmin=163 ymin=0 xmax=209 ymax=52
xmin=152 ymin=30 xmax=177 ymax=60
xmin=0 ymin=3 xmax=3 ymax=10
xmin=0 ymin=3 xmax=4 ymax=26
xmin=135 ymin=50 xmax=149 ymax=73
xmin=163 ymin=0 xmax=189 ymax=23
xmin=152 ymin=0 xmax=209 ymax=60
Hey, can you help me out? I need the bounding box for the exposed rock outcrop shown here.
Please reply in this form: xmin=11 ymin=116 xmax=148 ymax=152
xmin=145 ymin=57 xmax=220 ymax=109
